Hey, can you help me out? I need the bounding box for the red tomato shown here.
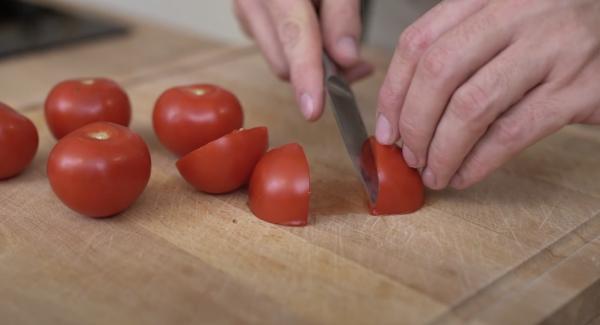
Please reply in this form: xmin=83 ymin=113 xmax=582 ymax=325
xmin=177 ymin=127 xmax=268 ymax=194
xmin=365 ymin=137 xmax=424 ymax=215
xmin=47 ymin=122 xmax=151 ymax=218
xmin=248 ymin=143 xmax=310 ymax=226
xmin=0 ymin=102 xmax=39 ymax=179
xmin=45 ymin=78 xmax=131 ymax=139
xmin=153 ymin=84 xmax=244 ymax=157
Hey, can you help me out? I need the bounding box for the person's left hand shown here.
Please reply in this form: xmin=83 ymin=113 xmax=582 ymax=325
xmin=375 ymin=0 xmax=600 ymax=190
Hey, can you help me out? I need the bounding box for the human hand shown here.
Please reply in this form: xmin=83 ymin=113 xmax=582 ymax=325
xmin=375 ymin=0 xmax=600 ymax=190
xmin=234 ymin=0 xmax=373 ymax=121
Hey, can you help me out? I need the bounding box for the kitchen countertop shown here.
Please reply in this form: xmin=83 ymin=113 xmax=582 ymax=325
xmin=0 ymin=11 xmax=599 ymax=325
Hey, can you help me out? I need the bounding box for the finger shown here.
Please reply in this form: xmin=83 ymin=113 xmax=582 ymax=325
xmin=375 ymin=0 xmax=489 ymax=145
xmin=585 ymin=109 xmax=600 ymax=124
xmin=233 ymin=0 xmax=252 ymax=37
xmin=320 ymin=0 xmax=362 ymax=67
xmin=342 ymin=60 xmax=374 ymax=83
xmin=266 ymin=0 xmax=324 ymax=121
xmin=235 ymin=0 xmax=289 ymax=80
xmin=399 ymin=5 xmax=513 ymax=169
xmin=568 ymin=59 xmax=600 ymax=125
xmin=450 ymin=88 xmax=570 ymax=189
xmin=423 ymin=41 xmax=552 ymax=189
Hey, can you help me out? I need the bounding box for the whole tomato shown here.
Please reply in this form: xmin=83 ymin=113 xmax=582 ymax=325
xmin=248 ymin=143 xmax=310 ymax=226
xmin=364 ymin=137 xmax=424 ymax=215
xmin=0 ymin=102 xmax=39 ymax=179
xmin=47 ymin=122 xmax=151 ymax=218
xmin=45 ymin=78 xmax=131 ymax=139
xmin=153 ymin=84 xmax=244 ymax=157
xmin=177 ymin=127 xmax=268 ymax=194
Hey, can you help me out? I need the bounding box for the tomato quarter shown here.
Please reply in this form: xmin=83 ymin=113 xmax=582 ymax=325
xmin=248 ymin=143 xmax=310 ymax=226
xmin=45 ymin=78 xmax=131 ymax=139
xmin=365 ymin=137 xmax=424 ymax=215
xmin=153 ymin=84 xmax=244 ymax=156
xmin=0 ymin=102 xmax=39 ymax=179
xmin=47 ymin=122 xmax=151 ymax=218
xmin=177 ymin=127 xmax=268 ymax=194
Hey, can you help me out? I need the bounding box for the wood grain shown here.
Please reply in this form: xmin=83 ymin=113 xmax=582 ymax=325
xmin=1 ymin=21 xmax=599 ymax=325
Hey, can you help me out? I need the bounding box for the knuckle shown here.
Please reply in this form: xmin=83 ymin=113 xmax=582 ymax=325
xmin=427 ymin=141 xmax=454 ymax=171
xmin=279 ymin=19 xmax=302 ymax=50
xmin=377 ymin=84 xmax=401 ymax=113
xmin=503 ymin=0 xmax=535 ymax=11
xmin=491 ymin=119 xmax=523 ymax=147
xmin=419 ymin=46 xmax=450 ymax=79
xmin=559 ymin=8 xmax=599 ymax=49
xmin=398 ymin=25 xmax=431 ymax=58
xmin=336 ymin=2 xmax=360 ymax=27
xmin=449 ymin=83 xmax=492 ymax=128
xmin=461 ymin=154 xmax=488 ymax=182
xmin=398 ymin=114 xmax=424 ymax=142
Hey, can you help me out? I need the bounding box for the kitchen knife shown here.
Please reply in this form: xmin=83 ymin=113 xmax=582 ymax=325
xmin=323 ymin=54 xmax=379 ymax=204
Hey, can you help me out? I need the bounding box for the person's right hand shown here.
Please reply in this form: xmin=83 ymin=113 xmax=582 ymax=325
xmin=234 ymin=0 xmax=373 ymax=121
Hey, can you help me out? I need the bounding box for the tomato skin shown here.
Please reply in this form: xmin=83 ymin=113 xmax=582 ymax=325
xmin=177 ymin=127 xmax=268 ymax=194
xmin=45 ymin=78 xmax=131 ymax=139
xmin=153 ymin=84 xmax=244 ymax=157
xmin=365 ymin=137 xmax=424 ymax=215
xmin=248 ymin=143 xmax=310 ymax=226
xmin=47 ymin=122 xmax=151 ymax=218
xmin=0 ymin=103 xmax=39 ymax=179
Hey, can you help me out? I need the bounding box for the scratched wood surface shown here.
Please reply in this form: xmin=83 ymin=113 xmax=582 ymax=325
xmin=0 ymin=18 xmax=599 ymax=325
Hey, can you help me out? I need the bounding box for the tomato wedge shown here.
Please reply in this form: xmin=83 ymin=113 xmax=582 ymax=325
xmin=47 ymin=122 xmax=151 ymax=218
xmin=248 ymin=143 xmax=310 ymax=226
xmin=0 ymin=102 xmax=39 ymax=179
xmin=176 ymin=127 xmax=268 ymax=194
xmin=365 ymin=137 xmax=425 ymax=215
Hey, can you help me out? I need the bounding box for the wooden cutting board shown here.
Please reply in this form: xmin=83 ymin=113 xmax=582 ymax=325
xmin=0 ymin=18 xmax=599 ymax=325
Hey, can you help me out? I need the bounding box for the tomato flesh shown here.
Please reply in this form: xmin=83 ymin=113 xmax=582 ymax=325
xmin=365 ymin=137 xmax=425 ymax=215
xmin=47 ymin=122 xmax=151 ymax=218
xmin=153 ymin=84 xmax=244 ymax=157
xmin=45 ymin=78 xmax=131 ymax=139
xmin=0 ymin=102 xmax=39 ymax=179
xmin=248 ymin=143 xmax=310 ymax=226
xmin=177 ymin=127 xmax=268 ymax=194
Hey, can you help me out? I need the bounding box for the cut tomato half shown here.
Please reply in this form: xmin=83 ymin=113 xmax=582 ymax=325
xmin=248 ymin=143 xmax=310 ymax=226
xmin=177 ymin=127 xmax=268 ymax=194
xmin=365 ymin=137 xmax=425 ymax=215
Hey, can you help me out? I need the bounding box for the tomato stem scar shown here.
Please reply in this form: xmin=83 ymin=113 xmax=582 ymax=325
xmin=87 ymin=131 xmax=110 ymax=140
xmin=188 ymin=88 xmax=207 ymax=96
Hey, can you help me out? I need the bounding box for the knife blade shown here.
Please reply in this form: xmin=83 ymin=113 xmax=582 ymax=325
xmin=323 ymin=54 xmax=379 ymax=204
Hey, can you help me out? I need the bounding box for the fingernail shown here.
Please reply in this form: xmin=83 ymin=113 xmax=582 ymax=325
xmin=450 ymin=174 xmax=463 ymax=189
xmin=337 ymin=36 xmax=359 ymax=61
xmin=375 ymin=114 xmax=392 ymax=144
xmin=402 ymin=146 xmax=418 ymax=167
xmin=423 ymin=168 xmax=437 ymax=189
xmin=300 ymin=93 xmax=314 ymax=120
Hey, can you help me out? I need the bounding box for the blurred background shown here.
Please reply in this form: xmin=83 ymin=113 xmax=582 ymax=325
xmin=51 ymin=0 xmax=439 ymax=48
xmin=0 ymin=0 xmax=439 ymax=58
